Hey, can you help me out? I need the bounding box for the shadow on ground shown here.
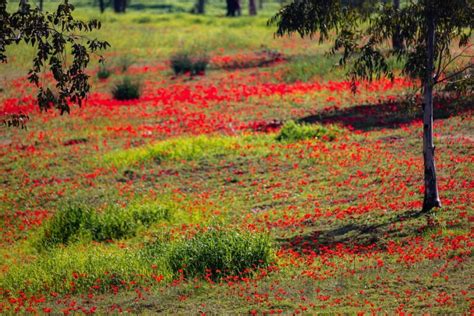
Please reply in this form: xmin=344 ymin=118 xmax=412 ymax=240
xmin=298 ymin=95 xmax=472 ymax=131
xmin=276 ymin=209 xmax=436 ymax=255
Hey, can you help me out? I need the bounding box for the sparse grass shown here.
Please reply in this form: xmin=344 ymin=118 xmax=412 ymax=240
xmin=279 ymin=55 xmax=343 ymax=82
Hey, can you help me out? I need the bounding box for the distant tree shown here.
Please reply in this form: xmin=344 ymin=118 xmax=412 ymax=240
xmin=113 ymin=0 xmax=126 ymax=13
xmin=391 ymin=0 xmax=404 ymax=51
xmin=0 ymin=0 xmax=109 ymax=114
xmin=249 ymin=0 xmax=257 ymax=15
xmin=226 ymin=0 xmax=241 ymax=16
xmin=99 ymin=0 xmax=106 ymax=13
xmin=194 ymin=0 xmax=206 ymax=14
xmin=270 ymin=0 xmax=473 ymax=213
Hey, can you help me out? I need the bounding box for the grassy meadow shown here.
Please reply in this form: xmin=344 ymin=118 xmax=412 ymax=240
xmin=0 ymin=0 xmax=473 ymax=314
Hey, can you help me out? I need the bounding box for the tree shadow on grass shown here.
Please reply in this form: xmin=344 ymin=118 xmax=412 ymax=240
xmin=276 ymin=209 xmax=435 ymax=255
xmin=298 ymin=96 xmax=472 ymax=131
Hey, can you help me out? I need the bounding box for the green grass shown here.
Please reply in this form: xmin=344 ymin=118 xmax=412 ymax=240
xmin=164 ymin=227 xmax=274 ymax=280
xmin=111 ymin=77 xmax=141 ymax=100
xmin=276 ymin=120 xmax=341 ymax=142
xmin=1 ymin=243 xmax=154 ymax=294
xmin=103 ymin=133 xmax=273 ymax=168
xmin=35 ymin=202 xmax=171 ymax=249
xmin=2 ymin=226 xmax=273 ymax=295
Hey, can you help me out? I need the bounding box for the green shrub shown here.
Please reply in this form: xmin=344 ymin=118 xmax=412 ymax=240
xmin=170 ymin=52 xmax=209 ymax=76
xmin=166 ymin=227 xmax=274 ymax=280
xmin=276 ymin=120 xmax=339 ymax=142
xmin=97 ymin=65 xmax=111 ymax=80
xmin=37 ymin=204 xmax=170 ymax=249
xmin=112 ymin=77 xmax=141 ymax=100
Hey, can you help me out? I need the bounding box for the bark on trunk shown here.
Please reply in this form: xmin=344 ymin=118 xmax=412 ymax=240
xmin=99 ymin=0 xmax=105 ymax=13
xmin=226 ymin=0 xmax=241 ymax=16
xmin=196 ymin=0 xmax=205 ymax=14
xmin=249 ymin=0 xmax=257 ymax=15
xmin=258 ymin=0 xmax=263 ymax=10
xmin=113 ymin=0 xmax=126 ymax=13
xmin=39 ymin=0 xmax=43 ymax=11
xmin=422 ymin=9 xmax=441 ymax=212
xmin=392 ymin=0 xmax=404 ymax=51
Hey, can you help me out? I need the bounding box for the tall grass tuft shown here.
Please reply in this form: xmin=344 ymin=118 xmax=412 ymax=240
xmin=1 ymin=244 xmax=152 ymax=294
xmin=276 ymin=120 xmax=339 ymax=142
xmin=36 ymin=204 xmax=170 ymax=249
xmin=112 ymin=77 xmax=141 ymax=100
xmin=165 ymin=227 xmax=274 ymax=280
xmin=170 ymin=51 xmax=209 ymax=76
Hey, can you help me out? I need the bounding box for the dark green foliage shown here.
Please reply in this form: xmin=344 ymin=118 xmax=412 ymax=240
xmin=112 ymin=77 xmax=141 ymax=100
xmin=170 ymin=52 xmax=209 ymax=76
xmin=269 ymin=0 xmax=473 ymax=88
xmin=97 ymin=65 xmax=112 ymax=80
xmin=166 ymin=228 xmax=273 ymax=279
xmin=0 ymin=1 xmax=109 ymax=114
xmin=276 ymin=120 xmax=338 ymax=142
xmin=38 ymin=204 xmax=170 ymax=248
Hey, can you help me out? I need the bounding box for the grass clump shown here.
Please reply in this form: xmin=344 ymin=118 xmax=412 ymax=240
xmin=97 ymin=65 xmax=112 ymax=80
xmin=170 ymin=51 xmax=209 ymax=76
xmin=1 ymin=244 xmax=151 ymax=294
xmin=165 ymin=227 xmax=274 ymax=280
xmin=276 ymin=120 xmax=339 ymax=142
xmin=112 ymin=77 xmax=141 ymax=100
xmin=37 ymin=203 xmax=170 ymax=249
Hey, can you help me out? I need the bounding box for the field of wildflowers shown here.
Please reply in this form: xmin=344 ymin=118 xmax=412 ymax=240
xmin=0 ymin=5 xmax=472 ymax=314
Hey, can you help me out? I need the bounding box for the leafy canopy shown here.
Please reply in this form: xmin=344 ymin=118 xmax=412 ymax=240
xmin=269 ymin=0 xmax=473 ymax=88
xmin=0 ymin=0 xmax=109 ymax=114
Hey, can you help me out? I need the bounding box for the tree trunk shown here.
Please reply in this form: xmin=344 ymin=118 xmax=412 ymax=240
xmin=39 ymin=0 xmax=43 ymax=11
xmin=392 ymin=0 xmax=404 ymax=51
xmin=422 ymin=8 xmax=441 ymax=212
xmin=196 ymin=0 xmax=205 ymax=14
xmin=258 ymin=0 xmax=263 ymax=10
xmin=249 ymin=0 xmax=257 ymax=15
xmin=113 ymin=0 xmax=126 ymax=13
xmin=99 ymin=0 xmax=105 ymax=13
xmin=226 ymin=0 xmax=241 ymax=16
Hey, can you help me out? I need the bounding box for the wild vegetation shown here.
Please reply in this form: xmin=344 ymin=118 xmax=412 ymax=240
xmin=0 ymin=0 xmax=472 ymax=314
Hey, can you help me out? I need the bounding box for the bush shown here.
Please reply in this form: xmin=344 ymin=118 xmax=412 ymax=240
xmin=112 ymin=77 xmax=141 ymax=100
xmin=37 ymin=204 xmax=170 ymax=249
xmin=166 ymin=227 xmax=274 ymax=280
xmin=170 ymin=52 xmax=209 ymax=76
xmin=97 ymin=65 xmax=111 ymax=80
xmin=276 ymin=120 xmax=339 ymax=142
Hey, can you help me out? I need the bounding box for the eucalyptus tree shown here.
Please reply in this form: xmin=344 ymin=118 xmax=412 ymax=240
xmin=195 ymin=0 xmax=206 ymax=14
xmin=1 ymin=0 xmax=109 ymax=114
xmin=249 ymin=0 xmax=257 ymax=15
xmin=270 ymin=0 xmax=473 ymax=212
